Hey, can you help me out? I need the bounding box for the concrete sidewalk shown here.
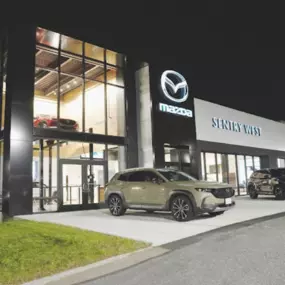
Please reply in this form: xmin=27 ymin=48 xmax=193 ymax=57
xmin=18 ymin=196 xmax=285 ymax=246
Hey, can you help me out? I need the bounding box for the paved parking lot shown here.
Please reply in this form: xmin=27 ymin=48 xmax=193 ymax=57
xmin=18 ymin=196 xmax=285 ymax=246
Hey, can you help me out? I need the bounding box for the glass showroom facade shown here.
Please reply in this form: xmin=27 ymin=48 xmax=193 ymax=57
xmin=31 ymin=28 xmax=126 ymax=212
xmin=1 ymin=24 xmax=285 ymax=216
xmin=0 ymin=25 xmax=138 ymax=216
xmin=201 ymin=152 xmax=261 ymax=195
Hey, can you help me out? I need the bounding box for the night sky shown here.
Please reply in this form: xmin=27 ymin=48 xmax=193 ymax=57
xmin=4 ymin=2 xmax=285 ymax=121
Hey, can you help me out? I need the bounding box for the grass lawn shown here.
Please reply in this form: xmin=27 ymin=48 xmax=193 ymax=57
xmin=0 ymin=219 xmax=149 ymax=285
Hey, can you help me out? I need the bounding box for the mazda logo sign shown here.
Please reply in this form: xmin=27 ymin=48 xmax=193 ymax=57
xmin=161 ymin=70 xmax=189 ymax=103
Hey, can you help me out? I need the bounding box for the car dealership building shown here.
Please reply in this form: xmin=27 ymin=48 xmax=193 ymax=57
xmin=1 ymin=25 xmax=285 ymax=216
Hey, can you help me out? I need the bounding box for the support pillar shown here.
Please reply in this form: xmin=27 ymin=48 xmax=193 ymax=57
xmin=2 ymin=25 xmax=36 ymax=216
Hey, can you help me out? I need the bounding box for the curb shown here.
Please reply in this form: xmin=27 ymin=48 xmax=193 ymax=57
xmin=22 ymin=246 xmax=169 ymax=285
xmin=22 ymin=211 xmax=285 ymax=285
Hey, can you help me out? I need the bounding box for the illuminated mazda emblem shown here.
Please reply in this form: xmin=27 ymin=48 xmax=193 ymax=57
xmin=161 ymin=70 xmax=189 ymax=103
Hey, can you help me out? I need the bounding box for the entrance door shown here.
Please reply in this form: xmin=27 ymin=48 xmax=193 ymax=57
xmin=58 ymin=159 xmax=107 ymax=210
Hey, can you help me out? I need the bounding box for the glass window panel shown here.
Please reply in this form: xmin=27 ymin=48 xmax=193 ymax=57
xmin=217 ymin=153 xmax=228 ymax=183
xmin=89 ymin=164 xmax=105 ymax=203
xmin=106 ymin=49 xmax=125 ymax=67
xmin=85 ymin=80 xmax=105 ymax=135
xmin=254 ymin=156 xmax=261 ymax=170
xmin=32 ymin=139 xmax=58 ymax=212
xmin=277 ymin=158 xmax=285 ymax=168
xmin=36 ymin=27 xmax=60 ymax=49
xmin=107 ymin=85 xmax=125 ymax=136
xmin=201 ymin=152 xmax=205 ymax=180
xmin=164 ymin=147 xmax=179 ymax=163
xmin=106 ymin=65 xmax=124 ymax=86
xmin=85 ymin=59 xmax=105 ymax=82
xmin=59 ymin=141 xmax=105 ymax=160
xmin=228 ymin=155 xmax=238 ymax=193
xmin=62 ymin=164 xmax=82 ymax=205
xmin=34 ymin=60 xmax=58 ymax=129
xmin=61 ymin=35 xmax=83 ymax=56
xmin=34 ymin=67 xmax=58 ymax=95
xmin=180 ymin=149 xmax=190 ymax=163
xmin=164 ymin=148 xmax=171 ymax=163
xmin=205 ymin=153 xmax=217 ymax=182
xmin=237 ymin=155 xmax=246 ymax=195
xmin=107 ymin=145 xmax=126 ymax=182
xmin=246 ymin=156 xmax=254 ymax=181
xmin=61 ymin=55 xmax=83 ymax=77
xmin=85 ymin=42 xmax=104 ymax=62
xmin=35 ymin=48 xmax=58 ymax=69
xmin=60 ymin=77 xmax=82 ymax=132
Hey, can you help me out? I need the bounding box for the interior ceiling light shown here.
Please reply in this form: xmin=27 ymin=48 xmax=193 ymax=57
xmin=73 ymin=80 xmax=77 ymax=85
xmin=67 ymin=84 xmax=70 ymax=88
xmin=60 ymin=89 xmax=63 ymax=92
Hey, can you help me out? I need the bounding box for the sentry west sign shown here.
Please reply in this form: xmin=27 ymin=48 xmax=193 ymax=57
xmin=212 ymin=117 xmax=261 ymax=136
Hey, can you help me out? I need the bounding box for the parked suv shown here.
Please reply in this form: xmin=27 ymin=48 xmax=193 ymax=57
xmin=105 ymin=168 xmax=235 ymax=222
xmin=248 ymin=168 xmax=285 ymax=200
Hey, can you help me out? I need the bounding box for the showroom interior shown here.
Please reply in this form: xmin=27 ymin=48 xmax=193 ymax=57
xmin=2 ymin=25 xmax=285 ymax=216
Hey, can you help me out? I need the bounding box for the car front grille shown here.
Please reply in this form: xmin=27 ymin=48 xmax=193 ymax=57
xmin=211 ymin=188 xmax=234 ymax=198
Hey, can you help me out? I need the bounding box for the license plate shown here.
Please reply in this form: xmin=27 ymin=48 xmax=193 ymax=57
xmin=225 ymin=198 xmax=232 ymax=205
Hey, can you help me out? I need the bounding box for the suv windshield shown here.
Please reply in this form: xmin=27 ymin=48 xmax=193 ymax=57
xmin=270 ymin=168 xmax=285 ymax=177
xmin=157 ymin=169 xmax=197 ymax=182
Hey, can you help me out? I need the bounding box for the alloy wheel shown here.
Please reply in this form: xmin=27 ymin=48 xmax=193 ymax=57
xmin=171 ymin=196 xmax=193 ymax=221
xmin=108 ymin=195 xmax=126 ymax=216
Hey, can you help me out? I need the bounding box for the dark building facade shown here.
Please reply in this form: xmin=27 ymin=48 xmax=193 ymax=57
xmin=1 ymin=24 xmax=285 ymax=216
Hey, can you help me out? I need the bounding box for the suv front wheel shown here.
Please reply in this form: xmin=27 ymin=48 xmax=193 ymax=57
xmin=248 ymin=185 xmax=258 ymax=199
xmin=108 ymin=194 xmax=126 ymax=216
xmin=171 ymin=195 xmax=194 ymax=222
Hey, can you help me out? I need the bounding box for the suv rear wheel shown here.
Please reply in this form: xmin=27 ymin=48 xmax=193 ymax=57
xmin=108 ymin=194 xmax=126 ymax=216
xmin=171 ymin=195 xmax=194 ymax=222
xmin=275 ymin=186 xmax=285 ymax=200
xmin=248 ymin=185 xmax=258 ymax=199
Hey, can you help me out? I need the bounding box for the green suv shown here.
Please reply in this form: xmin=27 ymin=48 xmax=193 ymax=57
xmin=105 ymin=168 xmax=235 ymax=222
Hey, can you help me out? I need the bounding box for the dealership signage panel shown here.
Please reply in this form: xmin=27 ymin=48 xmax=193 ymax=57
xmin=159 ymin=70 xmax=193 ymax=118
xmin=212 ymin=117 xmax=261 ymax=136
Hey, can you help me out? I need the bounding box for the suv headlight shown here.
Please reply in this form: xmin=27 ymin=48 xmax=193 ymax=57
xmin=195 ymin=188 xmax=212 ymax=193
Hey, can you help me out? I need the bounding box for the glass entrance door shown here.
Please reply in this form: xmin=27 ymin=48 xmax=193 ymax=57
xmin=164 ymin=145 xmax=192 ymax=175
xmin=59 ymin=159 xmax=106 ymax=210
